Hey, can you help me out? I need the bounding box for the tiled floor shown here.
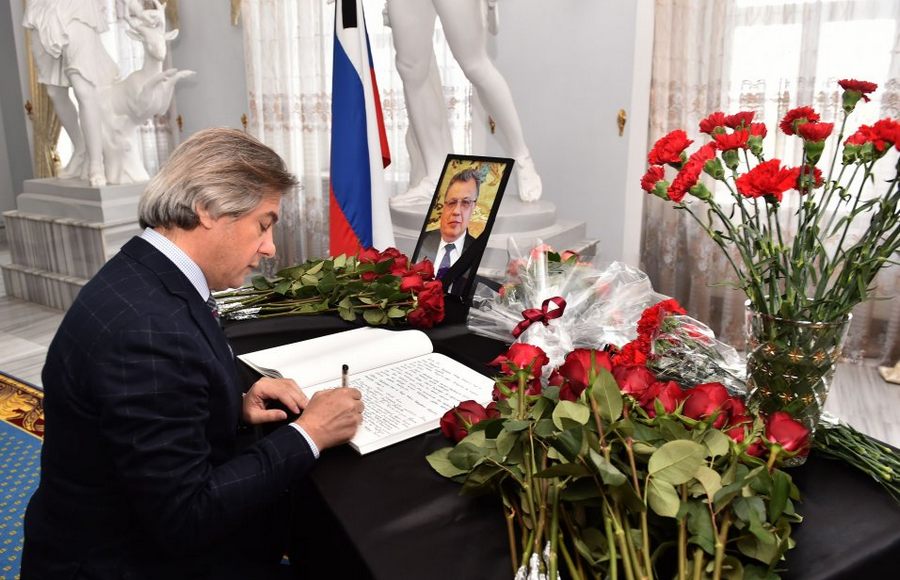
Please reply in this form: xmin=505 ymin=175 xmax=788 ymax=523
xmin=0 ymin=236 xmax=898 ymax=446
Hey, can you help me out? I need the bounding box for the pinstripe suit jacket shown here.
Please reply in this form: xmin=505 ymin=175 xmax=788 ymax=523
xmin=22 ymin=237 xmax=315 ymax=579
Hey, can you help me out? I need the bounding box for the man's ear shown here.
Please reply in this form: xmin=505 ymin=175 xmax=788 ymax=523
xmin=195 ymin=204 xmax=216 ymax=229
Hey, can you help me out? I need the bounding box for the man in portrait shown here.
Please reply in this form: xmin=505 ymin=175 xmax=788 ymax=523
xmin=418 ymin=167 xmax=482 ymax=279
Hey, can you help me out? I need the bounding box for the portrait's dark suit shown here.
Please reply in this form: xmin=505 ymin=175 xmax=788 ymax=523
xmin=417 ymin=229 xmax=476 ymax=266
xmin=22 ymin=237 xmax=315 ymax=579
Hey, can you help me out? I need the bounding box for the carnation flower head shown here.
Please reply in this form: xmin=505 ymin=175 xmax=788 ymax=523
xmin=641 ymin=165 xmax=666 ymax=193
xmin=725 ymin=111 xmax=755 ymax=129
xmin=699 ymin=111 xmax=727 ymax=135
xmin=780 ymin=106 xmax=820 ymax=136
xmin=735 ymin=159 xmax=800 ymax=203
xmin=797 ymin=122 xmax=834 ymax=142
xmin=648 ymin=130 xmax=693 ymax=166
xmin=713 ymin=129 xmax=750 ymax=151
xmin=668 ymin=144 xmax=716 ymax=202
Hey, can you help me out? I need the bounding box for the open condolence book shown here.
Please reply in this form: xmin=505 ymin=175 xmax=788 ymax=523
xmin=238 ymin=327 xmax=494 ymax=455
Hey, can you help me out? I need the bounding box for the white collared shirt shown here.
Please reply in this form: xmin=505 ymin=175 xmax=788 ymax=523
xmin=138 ymin=228 xmax=320 ymax=458
xmin=435 ymin=235 xmax=464 ymax=270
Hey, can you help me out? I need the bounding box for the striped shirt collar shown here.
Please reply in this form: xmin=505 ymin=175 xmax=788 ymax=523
xmin=140 ymin=227 xmax=210 ymax=301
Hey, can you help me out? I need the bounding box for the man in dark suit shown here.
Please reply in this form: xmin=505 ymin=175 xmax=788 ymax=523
xmin=418 ymin=168 xmax=481 ymax=279
xmin=21 ymin=128 xmax=363 ymax=579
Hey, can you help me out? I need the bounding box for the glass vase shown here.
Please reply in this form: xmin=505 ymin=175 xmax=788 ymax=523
xmin=744 ymin=307 xmax=851 ymax=466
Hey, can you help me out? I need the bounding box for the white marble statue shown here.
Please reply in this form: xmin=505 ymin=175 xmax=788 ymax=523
xmin=23 ymin=0 xmax=119 ymax=186
xmin=99 ymin=0 xmax=194 ymax=184
xmin=23 ymin=0 xmax=193 ymax=187
xmin=386 ymin=0 xmax=543 ymax=206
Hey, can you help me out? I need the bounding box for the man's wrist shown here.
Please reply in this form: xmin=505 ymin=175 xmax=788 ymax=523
xmin=288 ymin=423 xmax=320 ymax=459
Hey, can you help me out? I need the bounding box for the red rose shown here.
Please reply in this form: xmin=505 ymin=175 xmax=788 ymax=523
xmin=640 ymin=380 xmax=686 ymax=417
xmin=764 ymin=411 xmax=810 ymax=453
xmin=779 ymin=106 xmax=820 ymax=136
xmin=612 ymin=365 xmax=656 ymax=400
xmin=360 ymin=270 xmax=378 ymax=282
xmin=440 ymin=400 xmax=490 ymax=442
xmin=560 ymin=250 xmax=579 ymax=262
xmin=641 ymin=165 xmax=666 ymax=193
xmin=838 ymin=78 xmax=878 ymax=102
xmin=400 ymin=274 xmax=424 ymax=292
xmin=713 ymin=129 xmax=750 ymax=151
xmin=797 ymin=122 xmax=834 ymax=142
xmin=411 ymin=259 xmax=435 ymax=280
xmin=408 ymin=280 xmax=445 ymax=328
xmin=555 ymin=349 xmax=613 ymax=401
xmin=699 ymin=111 xmax=727 ymax=135
xmin=648 ymin=130 xmax=693 ymax=166
xmin=490 ymin=343 xmax=550 ymax=379
xmin=735 ymin=159 xmax=800 ymax=202
xmin=668 ymin=144 xmax=716 ymax=202
xmin=485 ymin=401 xmax=501 ymax=419
xmin=725 ymin=111 xmax=755 ymax=129
xmin=358 ymin=247 xmax=381 ymax=263
xmin=682 ymin=382 xmax=730 ymax=428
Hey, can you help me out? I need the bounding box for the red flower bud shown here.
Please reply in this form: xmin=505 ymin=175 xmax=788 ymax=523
xmin=490 ymin=343 xmax=550 ymax=379
xmin=764 ymin=411 xmax=810 ymax=453
xmin=440 ymin=400 xmax=490 ymax=442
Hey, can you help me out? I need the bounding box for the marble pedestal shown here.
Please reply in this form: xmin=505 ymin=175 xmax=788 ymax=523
xmin=391 ymin=197 xmax=598 ymax=280
xmin=1 ymin=178 xmax=144 ymax=310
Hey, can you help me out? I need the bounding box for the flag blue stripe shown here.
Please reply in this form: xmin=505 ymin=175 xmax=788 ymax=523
xmin=331 ymin=33 xmax=373 ymax=247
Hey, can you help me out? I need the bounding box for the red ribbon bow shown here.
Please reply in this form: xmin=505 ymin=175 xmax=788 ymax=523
xmin=512 ymin=297 xmax=567 ymax=338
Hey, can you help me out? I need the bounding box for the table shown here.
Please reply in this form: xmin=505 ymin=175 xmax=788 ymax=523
xmin=225 ymin=316 xmax=900 ymax=580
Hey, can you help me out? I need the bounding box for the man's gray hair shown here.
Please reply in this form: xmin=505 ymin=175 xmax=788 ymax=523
xmin=444 ymin=168 xmax=482 ymax=200
xmin=138 ymin=128 xmax=298 ymax=229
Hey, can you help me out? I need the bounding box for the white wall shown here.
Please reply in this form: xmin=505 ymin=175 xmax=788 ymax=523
xmin=1 ymin=0 xmax=32 ymax=216
xmin=477 ymin=0 xmax=653 ymax=266
xmin=169 ymin=2 xmax=248 ymax=138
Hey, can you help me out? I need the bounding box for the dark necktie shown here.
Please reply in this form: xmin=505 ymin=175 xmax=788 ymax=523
xmin=206 ymin=294 xmax=220 ymax=324
xmin=437 ymin=242 xmax=455 ymax=279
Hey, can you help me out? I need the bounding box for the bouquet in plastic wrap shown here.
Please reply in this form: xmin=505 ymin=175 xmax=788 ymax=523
xmin=467 ymin=241 xmax=746 ymax=394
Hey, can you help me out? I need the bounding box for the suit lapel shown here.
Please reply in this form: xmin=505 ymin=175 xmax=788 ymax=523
xmin=120 ymin=237 xmax=239 ymax=383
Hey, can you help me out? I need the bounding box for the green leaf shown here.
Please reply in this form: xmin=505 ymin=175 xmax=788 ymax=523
xmin=684 ymin=501 xmax=716 ymax=554
xmin=552 ymin=400 xmax=591 ymax=429
xmin=551 ymin=428 xmax=584 ymax=462
xmin=694 ymin=465 xmax=722 ymax=501
xmin=426 ymin=447 xmax=468 ymax=478
xmin=387 ymin=306 xmax=406 ymax=318
xmin=306 ymin=260 xmax=324 ymax=275
xmin=273 ymin=279 xmax=292 ymax=295
xmin=502 ymin=420 xmax=531 ymax=433
xmin=533 ymin=418 xmax=558 ymax=438
xmin=358 ymin=296 xmax=376 ymax=305
xmin=251 ymin=275 xmax=271 ymax=290
xmin=535 ymin=462 xmax=591 ymax=478
xmin=338 ymin=307 xmax=356 ymax=322
xmin=496 ymin=428 xmax=518 ymax=459
xmin=461 ymin=463 xmax=505 ymax=492
xmin=300 ymin=273 xmax=319 ymax=286
xmin=589 ymin=368 xmax=623 ymax=422
xmin=363 ymin=309 xmax=387 ymax=325
xmin=588 ymin=449 xmax=627 ymax=486
xmin=702 ymin=429 xmax=730 ymax=458
xmin=769 ymin=469 xmax=791 ymax=521
xmin=333 ymin=254 xmax=347 ymax=269
xmin=648 ymin=440 xmax=706 ymax=485
xmin=632 ymin=442 xmax=658 ymax=455
xmin=647 ymin=478 xmax=680 ymax=518
xmin=560 ymin=479 xmax=604 ymax=502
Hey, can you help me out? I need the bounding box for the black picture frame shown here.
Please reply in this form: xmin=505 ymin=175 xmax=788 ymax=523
xmin=412 ymin=154 xmax=514 ymax=307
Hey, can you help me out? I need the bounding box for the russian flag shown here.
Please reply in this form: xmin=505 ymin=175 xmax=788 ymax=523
xmin=329 ymin=0 xmax=394 ymax=256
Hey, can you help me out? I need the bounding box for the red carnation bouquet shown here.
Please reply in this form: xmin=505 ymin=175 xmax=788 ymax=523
xmin=215 ymin=247 xmax=444 ymax=329
xmin=641 ymin=78 xmax=900 ymax=323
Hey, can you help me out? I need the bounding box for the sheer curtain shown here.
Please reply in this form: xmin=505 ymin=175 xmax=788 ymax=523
xmin=240 ymin=0 xmax=472 ymax=270
xmin=641 ymin=0 xmax=900 ymax=362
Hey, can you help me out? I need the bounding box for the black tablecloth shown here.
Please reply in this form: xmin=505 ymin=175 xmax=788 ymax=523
xmin=225 ymin=316 xmax=900 ymax=580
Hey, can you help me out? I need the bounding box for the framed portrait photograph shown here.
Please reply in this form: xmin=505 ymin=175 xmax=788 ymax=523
xmin=412 ymin=154 xmax=514 ymax=305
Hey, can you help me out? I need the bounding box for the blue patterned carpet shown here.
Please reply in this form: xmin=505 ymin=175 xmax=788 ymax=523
xmin=0 ymin=373 xmax=43 ymax=580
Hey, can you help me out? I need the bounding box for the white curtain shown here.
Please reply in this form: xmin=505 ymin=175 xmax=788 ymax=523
xmin=240 ymin=0 xmax=473 ymax=271
xmin=642 ymin=0 xmax=900 ymax=362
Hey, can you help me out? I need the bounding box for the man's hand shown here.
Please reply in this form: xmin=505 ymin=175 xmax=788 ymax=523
xmin=295 ymin=387 xmax=364 ymax=451
xmin=242 ymin=377 xmax=308 ymax=425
